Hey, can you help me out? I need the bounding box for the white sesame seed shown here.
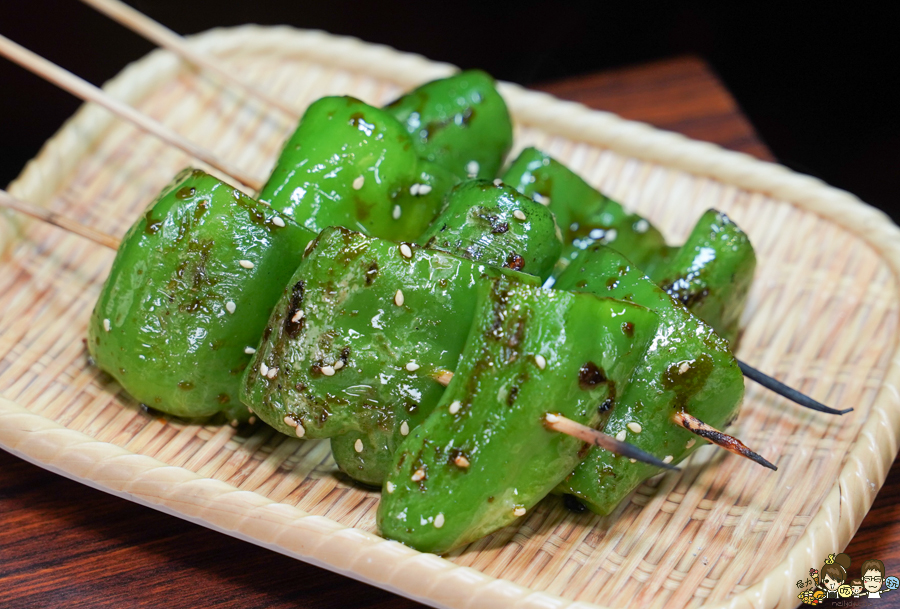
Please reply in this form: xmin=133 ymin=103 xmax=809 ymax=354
xmin=448 ymin=400 xmax=461 ymax=415
xmin=304 ymin=240 xmax=315 ymax=254
xmin=272 ymin=216 xmax=286 ymax=227
xmin=627 ymin=422 xmax=642 ymax=434
xmin=399 ymin=243 xmax=413 ymax=258
xmin=353 ymin=175 xmax=365 ymax=190
xmin=260 ymin=363 xmax=269 ymax=376
xmin=409 ymin=183 xmax=420 ymax=196
xmin=513 ymin=209 xmax=527 ymax=221
xmin=532 ymin=192 xmax=549 ymax=206
xmin=248 ymin=416 xmax=257 ymax=424
xmin=321 ymin=365 xmax=335 ymax=376
xmin=283 ymin=415 xmax=297 ymax=427
xmin=418 ymin=184 xmax=432 ymax=195
xmin=411 ymin=468 xmax=425 ymax=482
xmin=493 ymin=178 xmax=503 ymax=186
xmin=686 ymin=438 xmax=696 ymax=449
xmin=386 ymin=481 xmax=396 ymax=494
xmin=392 ymin=204 xmax=402 ymax=220
xmin=634 ymin=219 xmax=650 ymax=233
xmin=266 ymin=367 xmax=278 ymax=379
xmin=535 ymin=354 xmax=547 ymax=370
xmin=606 ymin=228 xmax=618 ymax=242
xmin=354 ymin=438 xmax=364 ymax=453
xmin=244 ymin=346 xmax=256 ymax=354
xmin=400 ymin=420 xmax=410 ymax=436
xmin=295 ymin=422 xmax=306 ymax=438
xmin=466 ymin=160 xmax=479 ymax=176
xmin=545 ymin=413 xmax=560 ymax=423
xmin=679 ymin=362 xmax=691 ymax=375
xmin=291 ymin=309 xmax=305 ymax=323
xmin=454 ymin=455 xmax=470 ymax=468
xmin=434 ymin=513 xmax=445 ymax=528
xmin=394 ymin=289 xmax=405 ymax=306
xmin=615 ymin=429 xmax=627 ymax=442
xmin=629 ymin=458 xmax=637 ymax=463
xmin=406 ymin=361 xmax=420 ymax=372
xmin=103 ymin=318 xmax=111 ymax=332
xmin=513 ymin=507 xmax=526 ymax=517
xmin=334 ymin=360 xmax=344 ymax=370
xmin=590 ymin=228 xmax=605 ymax=240
xmin=663 ymin=455 xmax=674 ymax=464
xmin=230 ymin=419 xmax=239 ymax=427
xmin=225 ymin=301 xmax=236 ymax=314
xmin=239 ymin=259 xmax=254 ymax=269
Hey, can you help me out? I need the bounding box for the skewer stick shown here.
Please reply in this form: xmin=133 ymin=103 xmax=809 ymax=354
xmin=0 ymin=33 xmax=264 ymax=192
xmin=79 ymin=0 xmax=298 ymax=118
xmin=672 ymin=411 xmax=777 ymax=470
xmin=0 ymin=189 xmax=120 ymax=250
xmin=544 ymin=414 xmax=679 ymax=470
xmin=738 ymin=360 xmax=852 ymax=415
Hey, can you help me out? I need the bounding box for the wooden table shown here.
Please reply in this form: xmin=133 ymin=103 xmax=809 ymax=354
xmin=1 ymin=55 xmax=897 ymax=609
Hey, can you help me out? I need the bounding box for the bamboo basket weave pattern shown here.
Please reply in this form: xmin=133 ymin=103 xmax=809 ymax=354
xmin=2 ymin=26 xmax=899 ymax=609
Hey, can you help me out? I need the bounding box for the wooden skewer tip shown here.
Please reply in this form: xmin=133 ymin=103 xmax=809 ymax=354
xmin=672 ymin=411 xmax=777 ymax=471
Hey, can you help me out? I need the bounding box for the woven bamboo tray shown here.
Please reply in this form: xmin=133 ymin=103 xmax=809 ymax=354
xmin=1 ymin=25 xmax=899 ymax=609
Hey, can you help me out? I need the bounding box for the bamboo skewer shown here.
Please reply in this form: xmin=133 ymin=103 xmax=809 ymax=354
xmin=0 ymin=190 xmax=121 ymax=250
xmin=79 ymin=0 xmax=299 ymax=119
xmin=739 ymin=360 xmax=852 ymax=415
xmin=0 ymin=33 xmax=264 ymax=192
xmin=672 ymin=411 xmax=777 ymax=470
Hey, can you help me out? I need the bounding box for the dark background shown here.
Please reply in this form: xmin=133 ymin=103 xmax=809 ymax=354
xmin=1 ymin=2 xmax=898 ymax=221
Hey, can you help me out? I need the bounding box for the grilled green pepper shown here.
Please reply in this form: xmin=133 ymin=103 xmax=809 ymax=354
xmin=240 ymin=226 xmax=538 ymax=483
xmin=385 ymin=70 xmax=513 ymax=181
xmin=258 ymin=96 xmax=458 ymax=242
xmin=554 ymin=244 xmax=743 ymax=514
xmin=502 ymin=147 xmax=673 ymax=277
xmin=417 ymin=180 xmax=563 ymax=280
xmin=377 ymin=276 xmax=658 ymax=553
xmin=89 ymin=169 xmax=314 ymax=420
xmin=650 ymin=209 xmax=756 ymax=344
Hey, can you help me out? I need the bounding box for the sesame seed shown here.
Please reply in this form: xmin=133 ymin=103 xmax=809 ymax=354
xmin=406 ymin=362 xmax=420 ymax=372
xmin=386 ymin=481 xmax=396 ymax=494
xmin=334 ymin=360 xmax=345 ymax=370
xmin=627 ymin=422 xmax=642 ymax=434
xmin=248 ymin=416 xmax=257 ymax=424
xmin=321 ymin=365 xmax=335 ymax=376
xmin=418 ymin=184 xmax=432 ymax=195
xmin=266 ymin=367 xmax=278 ymax=379
xmin=295 ymin=422 xmax=306 ymax=438
xmin=679 ymin=362 xmax=691 ymax=374
xmin=399 ymin=243 xmax=413 ymax=258
xmin=394 ymin=289 xmax=404 ymax=306
xmin=513 ymin=210 xmax=527 ymax=221
xmin=454 ymin=455 xmax=470 ymax=468
xmin=409 ymin=183 xmax=420 ymax=196
xmin=103 ymin=318 xmax=111 ymax=332
xmin=291 ymin=309 xmax=305 ymax=323
xmin=590 ymin=228 xmax=605 ymax=240
xmin=629 ymin=458 xmax=637 ymax=463
xmin=448 ymin=401 xmax=461 ymax=415
xmin=615 ymin=429 xmax=627 ymax=442
xmin=544 ymin=413 xmax=560 ymax=423
xmin=353 ymin=175 xmax=365 ymax=190
xmin=230 ymin=419 xmax=239 ymax=428
xmin=239 ymin=259 xmax=254 ymax=269
xmin=513 ymin=507 xmax=526 ymax=517
xmin=272 ymin=216 xmax=286 ymax=228
xmin=532 ymin=192 xmax=549 ymax=205
xmin=686 ymin=438 xmax=696 ymax=449
xmin=225 ymin=301 xmax=236 ymax=314
xmin=434 ymin=513 xmax=445 ymax=528
xmin=606 ymin=228 xmax=618 ymax=242
xmin=634 ymin=219 xmax=650 ymax=233
xmin=392 ymin=204 xmax=402 ymax=220
xmin=260 ymin=363 xmax=269 ymax=376
xmin=244 ymin=346 xmax=256 ymax=354
xmin=354 ymin=438 xmax=364 ymax=453
xmin=493 ymin=179 xmax=503 ymax=186
xmin=663 ymin=455 xmax=674 ymax=464
xmin=535 ymin=355 xmax=546 ymax=370
xmin=304 ymin=240 xmax=315 ymax=254
xmin=283 ymin=415 xmax=298 ymax=427
xmin=466 ymin=160 xmax=479 ymax=176
xmin=411 ymin=468 xmax=425 ymax=482
xmin=396 ymin=420 xmax=409 ymax=436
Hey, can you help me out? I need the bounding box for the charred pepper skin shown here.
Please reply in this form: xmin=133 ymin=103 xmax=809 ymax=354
xmin=377 ymin=277 xmax=658 ymax=554
xmin=88 ymin=169 xmax=314 ymax=420
xmin=258 ymin=96 xmax=458 ymax=242
xmin=554 ymin=245 xmax=743 ymax=515
xmin=239 ymin=227 xmax=538 ymax=476
xmin=502 ymin=147 xmax=673 ymax=277
xmin=417 ymin=180 xmax=563 ymax=280
xmin=651 ymin=209 xmax=756 ymax=344
xmin=385 ymin=70 xmax=513 ymax=181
